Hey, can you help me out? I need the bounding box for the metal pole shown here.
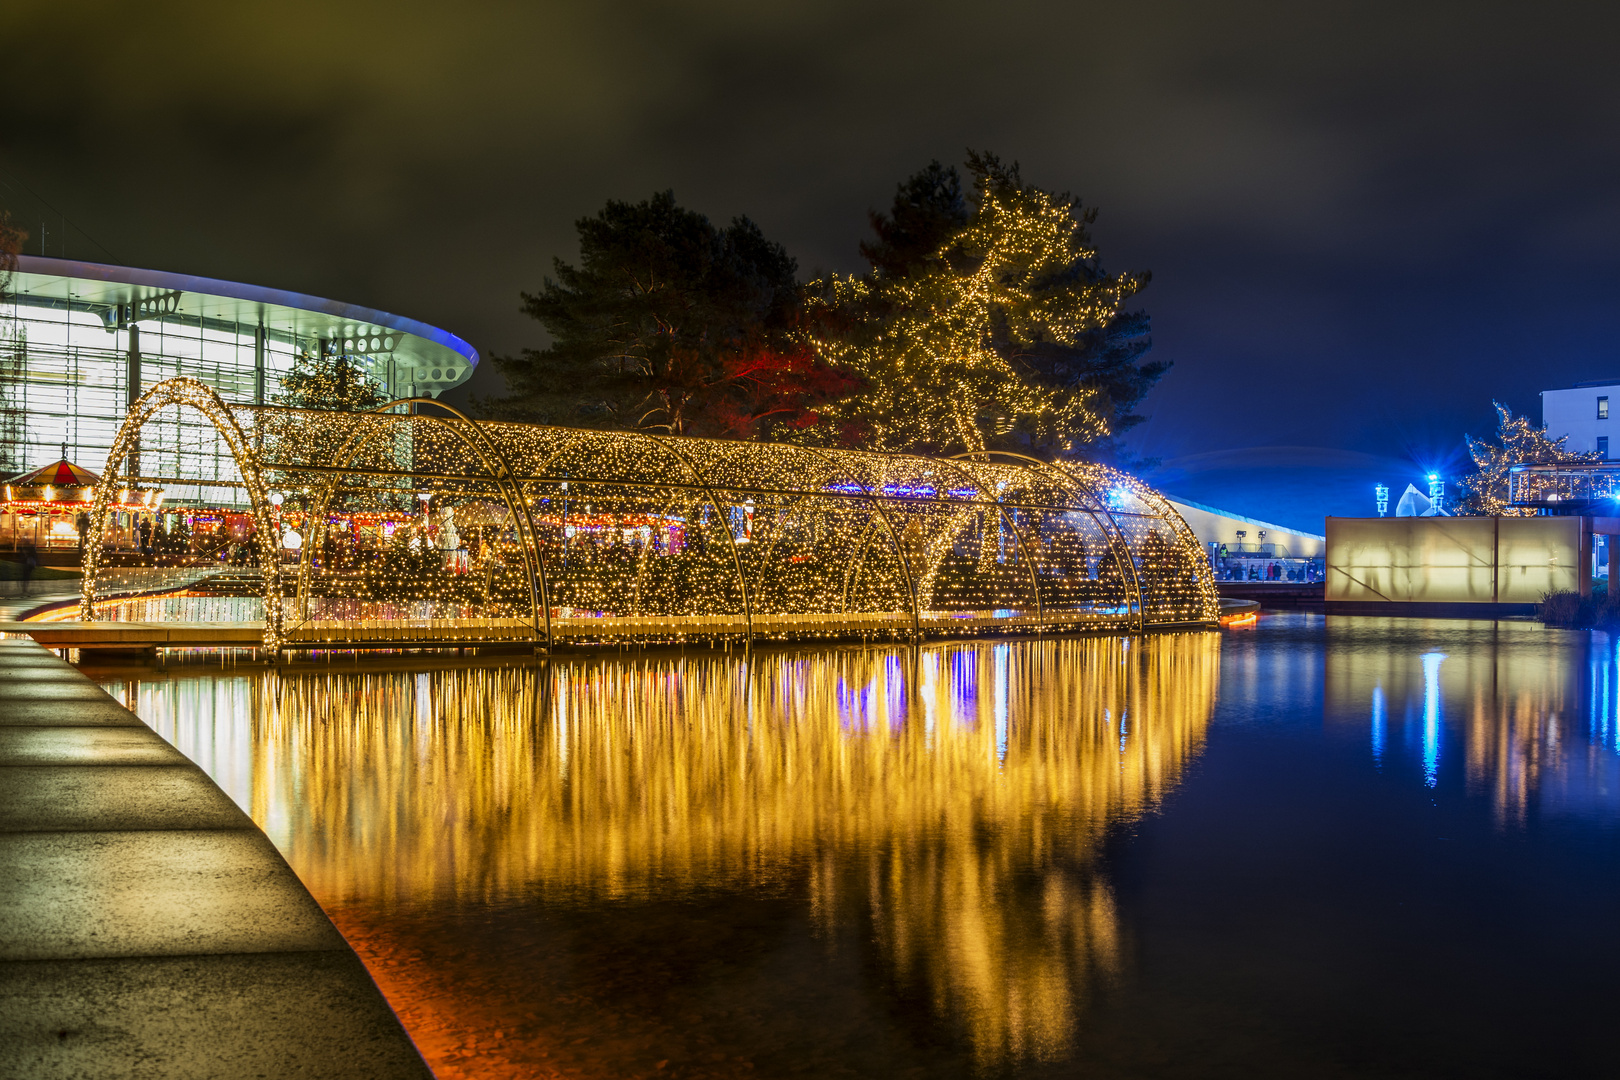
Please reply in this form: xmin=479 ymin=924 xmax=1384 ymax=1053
xmin=253 ymin=324 xmax=266 ymax=405
xmin=125 ymin=323 xmax=141 ymax=479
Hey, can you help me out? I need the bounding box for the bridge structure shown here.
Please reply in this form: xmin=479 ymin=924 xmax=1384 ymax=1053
xmin=42 ymin=378 xmax=1217 ymax=653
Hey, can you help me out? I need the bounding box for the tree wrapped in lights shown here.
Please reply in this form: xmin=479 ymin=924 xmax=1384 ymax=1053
xmin=276 ymin=346 xmax=387 ymax=412
xmin=265 ymin=346 xmax=394 ymax=519
xmin=806 ymin=153 xmax=1151 ymax=460
xmin=1457 ymin=401 xmax=1598 ymax=515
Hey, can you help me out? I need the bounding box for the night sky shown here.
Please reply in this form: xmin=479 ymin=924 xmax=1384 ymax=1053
xmin=5 ymin=2 xmax=1618 ymax=528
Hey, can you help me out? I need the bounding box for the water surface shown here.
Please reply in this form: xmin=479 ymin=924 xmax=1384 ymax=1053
xmin=97 ymin=615 xmax=1620 ymax=1078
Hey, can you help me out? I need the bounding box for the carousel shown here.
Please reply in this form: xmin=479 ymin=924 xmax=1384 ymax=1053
xmin=1 ymin=456 xmax=161 ymax=554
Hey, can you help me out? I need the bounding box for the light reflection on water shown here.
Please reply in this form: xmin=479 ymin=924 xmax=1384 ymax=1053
xmin=102 ymin=634 xmax=1218 ymax=1076
xmin=1320 ymin=617 xmax=1620 ymax=828
xmin=96 ymin=616 xmax=1620 ymax=1077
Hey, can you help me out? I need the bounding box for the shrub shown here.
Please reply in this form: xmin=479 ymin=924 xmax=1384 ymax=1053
xmin=1539 ymin=589 xmax=1620 ymax=629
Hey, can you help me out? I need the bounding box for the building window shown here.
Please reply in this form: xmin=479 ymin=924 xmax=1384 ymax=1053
xmin=1601 ymin=437 xmax=1610 ymax=459
xmin=1600 ymin=396 xmax=1610 ymax=420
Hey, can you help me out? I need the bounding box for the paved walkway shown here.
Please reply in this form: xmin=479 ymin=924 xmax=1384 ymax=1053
xmin=0 ymin=584 xmax=81 ymax=622
xmin=0 ymin=635 xmax=432 ymax=1079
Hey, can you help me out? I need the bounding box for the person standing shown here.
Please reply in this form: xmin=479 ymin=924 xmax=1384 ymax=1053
xmin=19 ymin=538 xmax=37 ymax=596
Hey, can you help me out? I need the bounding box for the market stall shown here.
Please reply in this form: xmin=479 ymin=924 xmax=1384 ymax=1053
xmin=0 ymin=458 xmax=159 ymax=554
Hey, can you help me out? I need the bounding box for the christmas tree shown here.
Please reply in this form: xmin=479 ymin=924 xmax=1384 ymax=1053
xmin=1456 ymin=402 xmax=1598 ymax=515
xmin=806 ymin=152 xmax=1152 ymax=460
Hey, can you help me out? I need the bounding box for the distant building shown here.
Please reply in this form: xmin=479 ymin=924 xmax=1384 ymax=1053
xmin=1542 ymin=379 xmax=1620 ymax=459
xmin=1166 ymin=497 xmax=1325 ymax=582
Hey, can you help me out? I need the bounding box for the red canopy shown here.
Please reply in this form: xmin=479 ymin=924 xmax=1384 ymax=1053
xmin=8 ymin=459 xmax=102 ymax=488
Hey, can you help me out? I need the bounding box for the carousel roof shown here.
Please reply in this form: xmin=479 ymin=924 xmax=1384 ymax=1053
xmin=8 ymin=459 xmax=101 ymax=488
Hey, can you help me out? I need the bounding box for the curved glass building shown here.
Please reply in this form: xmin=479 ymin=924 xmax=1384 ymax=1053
xmin=0 ymin=255 xmax=477 ymax=478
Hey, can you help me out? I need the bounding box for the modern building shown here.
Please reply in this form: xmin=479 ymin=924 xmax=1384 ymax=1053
xmin=0 ymin=256 xmax=478 ymax=479
xmin=1542 ymin=379 xmax=1620 ymax=459
xmin=1165 ymin=497 xmax=1326 ymax=582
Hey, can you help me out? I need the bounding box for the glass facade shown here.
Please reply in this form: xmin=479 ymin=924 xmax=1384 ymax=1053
xmin=0 ymin=257 xmax=477 ymax=549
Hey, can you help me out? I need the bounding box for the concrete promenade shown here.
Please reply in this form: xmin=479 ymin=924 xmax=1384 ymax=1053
xmin=0 ymin=635 xmax=432 ymax=1078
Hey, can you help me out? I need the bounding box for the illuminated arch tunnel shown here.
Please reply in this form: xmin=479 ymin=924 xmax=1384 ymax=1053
xmin=83 ymin=379 xmax=1219 ymax=650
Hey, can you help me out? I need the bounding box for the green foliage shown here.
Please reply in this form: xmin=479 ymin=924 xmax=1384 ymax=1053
xmin=806 ymin=152 xmax=1158 ymax=461
xmin=1457 ymin=402 xmax=1598 ymax=515
xmin=489 ymin=159 xmax=1163 ymax=460
xmin=490 ymin=191 xmax=853 ymax=439
xmin=275 ymin=349 xmax=387 ymax=412
xmin=859 ymin=161 xmax=970 ymax=279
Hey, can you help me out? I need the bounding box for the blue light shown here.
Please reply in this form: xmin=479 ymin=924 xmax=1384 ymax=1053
xmin=1370 ymin=685 xmax=1385 ymax=766
xmin=1421 ymin=652 xmax=1445 ymax=788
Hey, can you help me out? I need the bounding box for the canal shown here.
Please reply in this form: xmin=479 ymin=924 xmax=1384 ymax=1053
xmin=92 ymin=615 xmax=1620 ymax=1078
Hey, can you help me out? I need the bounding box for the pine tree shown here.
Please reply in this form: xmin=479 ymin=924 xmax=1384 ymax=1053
xmin=490 ymin=191 xmax=854 ymax=439
xmin=1456 ymin=402 xmax=1597 ymax=515
xmin=859 ymin=161 xmax=970 ymax=279
xmin=806 ymin=152 xmax=1155 ymax=461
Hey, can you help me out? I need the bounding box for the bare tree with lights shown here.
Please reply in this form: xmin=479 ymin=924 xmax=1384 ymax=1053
xmin=807 ymin=152 xmax=1161 ymax=462
xmin=1456 ymin=401 xmax=1598 ymax=515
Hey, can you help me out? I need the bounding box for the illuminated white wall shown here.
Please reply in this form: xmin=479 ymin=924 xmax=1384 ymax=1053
xmin=1542 ymin=382 xmax=1619 ymax=459
xmin=1326 ymin=516 xmax=1582 ymax=604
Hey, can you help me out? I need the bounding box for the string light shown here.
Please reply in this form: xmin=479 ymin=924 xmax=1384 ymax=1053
xmin=1460 ymin=401 xmax=1600 ymax=514
xmin=80 ymin=377 xmax=1217 ymax=651
xmin=805 ymin=170 xmax=1141 ymax=459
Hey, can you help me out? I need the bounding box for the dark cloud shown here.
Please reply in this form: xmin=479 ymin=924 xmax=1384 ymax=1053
xmin=5 ymin=0 xmax=1619 ymax=478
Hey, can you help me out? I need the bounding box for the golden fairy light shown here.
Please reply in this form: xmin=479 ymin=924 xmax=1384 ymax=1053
xmin=805 ymin=170 xmax=1141 ymax=460
xmin=80 ymin=377 xmax=1217 ymax=652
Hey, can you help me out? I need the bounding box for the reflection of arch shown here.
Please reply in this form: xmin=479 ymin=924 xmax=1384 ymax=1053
xmin=289 ymin=397 xmax=552 ymax=645
xmin=80 ymin=378 xmax=284 ymax=649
